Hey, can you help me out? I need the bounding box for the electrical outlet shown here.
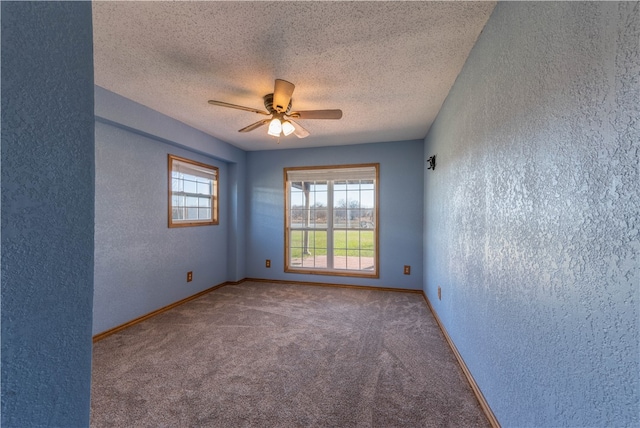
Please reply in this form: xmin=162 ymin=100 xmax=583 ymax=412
xmin=403 ymin=265 xmax=411 ymax=275
xmin=438 ymin=286 xmax=441 ymax=300
xmin=187 ymin=271 xmax=193 ymax=282
xmin=265 ymin=259 xmax=271 ymax=268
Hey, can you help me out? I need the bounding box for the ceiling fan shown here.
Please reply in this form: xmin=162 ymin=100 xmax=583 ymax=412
xmin=208 ymin=79 xmax=342 ymax=139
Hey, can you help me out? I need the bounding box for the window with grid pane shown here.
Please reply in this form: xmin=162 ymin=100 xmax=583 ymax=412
xmin=168 ymin=154 xmax=218 ymax=227
xmin=285 ymin=164 xmax=379 ymax=278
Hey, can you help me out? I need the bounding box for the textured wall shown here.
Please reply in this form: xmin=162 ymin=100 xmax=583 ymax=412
xmin=95 ymin=86 xmax=247 ymax=284
xmin=93 ymin=123 xmax=228 ymax=335
xmin=1 ymin=2 xmax=95 ymax=426
xmin=93 ymin=87 xmax=248 ymax=335
xmin=247 ymin=140 xmax=424 ymax=289
xmin=423 ymin=2 xmax=639 ymax=426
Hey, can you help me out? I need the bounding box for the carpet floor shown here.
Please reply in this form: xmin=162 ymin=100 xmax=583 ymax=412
xmin=91 ymin=281 xmax=490 ymax=427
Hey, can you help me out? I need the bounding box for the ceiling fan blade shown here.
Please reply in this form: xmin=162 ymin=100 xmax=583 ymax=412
xmin=273 ymin=79 xmax=295 ymax=113
xmin=238 ymin=119 xmax=270 ymax=133
xmin=208 ymin=100 xmax=270 ymax=116
xmin=289 ymin=120 xmax=310 ymax=139
xmin=289 ymin=109 xmax=343 ymax=120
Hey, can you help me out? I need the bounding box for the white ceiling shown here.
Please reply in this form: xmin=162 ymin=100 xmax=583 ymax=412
xmin=93 ymin=1 xmax=496 ymax=151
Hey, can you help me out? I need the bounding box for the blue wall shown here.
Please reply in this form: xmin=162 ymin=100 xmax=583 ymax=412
xmin=247 ymin=141 xmax=424 ymax=289
xmin=1 ymin=2 xmax=95 ymax=426
xmin=423 ymin=2 xmax=639 ymax=426
xmin=4 ymin=3 xmax=634 ymax=425
xmin=93 ymin=93 xmax=424 ymax=335
xmin=93 ymin=88 xmax=247 ymax=335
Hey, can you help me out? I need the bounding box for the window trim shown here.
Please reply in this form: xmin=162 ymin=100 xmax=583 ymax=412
xmin=284 ymin=163 xmax=380 ymax=278
xmin=168 ymin=154 xmax=219 ymax=228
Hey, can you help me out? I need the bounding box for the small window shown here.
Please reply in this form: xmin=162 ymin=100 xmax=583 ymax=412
xmin=168 ymin=154 xmax=218 ymax=227
xmin=284 ymin=164 xmax=379 ymax=278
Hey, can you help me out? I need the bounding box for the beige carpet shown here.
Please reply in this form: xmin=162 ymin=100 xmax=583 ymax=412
xmin=91 ymin=281 xmax=489 ymax=427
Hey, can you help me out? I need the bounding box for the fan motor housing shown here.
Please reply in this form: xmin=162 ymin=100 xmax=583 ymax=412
xmin=263 ymin=93 xmax=292 ymax=115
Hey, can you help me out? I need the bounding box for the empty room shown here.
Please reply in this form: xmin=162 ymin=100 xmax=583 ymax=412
xmin=1 ymin=1 xmax=638 ymax=427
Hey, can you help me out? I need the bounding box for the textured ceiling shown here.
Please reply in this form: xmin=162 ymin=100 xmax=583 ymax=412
xmin=93 ymin=1 xmax=496 ymax=151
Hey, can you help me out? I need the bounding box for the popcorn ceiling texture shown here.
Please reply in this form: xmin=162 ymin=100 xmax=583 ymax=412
xmin=423 ymin=2 xmax=639 ymax=426
xmin=91 ymin=1 xmax=496 ymax=151
xmin=1 ymin=2 xmax=95 ymax=427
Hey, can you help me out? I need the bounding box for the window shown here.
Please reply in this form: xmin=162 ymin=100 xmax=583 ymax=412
xmin=284 ymin=164 xmax=379 ymax=278
xmin=168 ymin=154 xmax=218 ymax=227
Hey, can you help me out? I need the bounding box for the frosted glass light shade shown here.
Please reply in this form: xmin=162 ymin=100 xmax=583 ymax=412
xmin=282 ymin=120 xmax=295 ymax=136
xmin=268 ymin=118 xmax=282 ymax=137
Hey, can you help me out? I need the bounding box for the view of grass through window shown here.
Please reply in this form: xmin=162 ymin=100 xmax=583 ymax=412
xmin=285 ymin=165 xmax=378 ymax=277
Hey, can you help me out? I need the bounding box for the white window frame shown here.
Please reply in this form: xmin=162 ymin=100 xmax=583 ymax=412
xmin=284 ymin=163 xmax=379 ymax=278
xmin=168 ymin=154 xmax=219 ymax=227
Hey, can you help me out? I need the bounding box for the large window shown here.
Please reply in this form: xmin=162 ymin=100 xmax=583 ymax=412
xmin=284 ymin=164 xmax=379 ymax=277
xmin=168 ymin=154 xmax=218 ymax=227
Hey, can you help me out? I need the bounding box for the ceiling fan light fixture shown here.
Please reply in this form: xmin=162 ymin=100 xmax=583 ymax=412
xmin=267 ymin=118 xmax=282 ymax=137
xmin=281 ymin=120 xmax=295 ymax=136
xmin=209 ymin=78 xmax=343 ymax=141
